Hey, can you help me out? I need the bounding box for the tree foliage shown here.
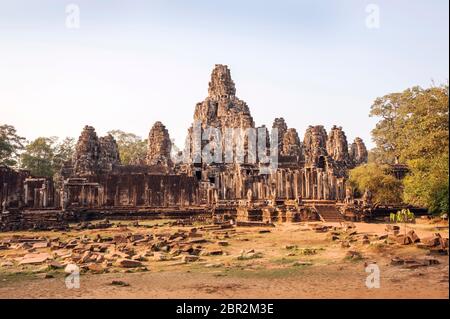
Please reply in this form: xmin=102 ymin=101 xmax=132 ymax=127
xmin=53 ymin=137 xmax=76 ymax=172
xmin=21 ymin=137 xmax=56 ymax=177
xmin=0 ymin=124 xmax=25 ymax=167
xmin=369 ymin=84 xmax=449 ymax=214
xmin=349 ymin=163 xmax=403 ymax=204
xmin=370 ymin=84 xmax=449 ymax=164
xmin=20 ymin=137 xmax=76 ymax=178
xmin=108 ymin=130 xmax=147 ymax=165
xmin=403 ymin=153 xmax=449 ymax=215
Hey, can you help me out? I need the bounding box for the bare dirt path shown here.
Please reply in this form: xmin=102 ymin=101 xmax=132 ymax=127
xmin=0 ymin=221 xmax=448 ymax=299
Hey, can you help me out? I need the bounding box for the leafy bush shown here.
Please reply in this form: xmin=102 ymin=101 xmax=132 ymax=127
xmin=349 ymin=163 xmax=403 ymax=204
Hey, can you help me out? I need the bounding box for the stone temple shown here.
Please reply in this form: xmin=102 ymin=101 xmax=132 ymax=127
xmin=0 ymin=64 xmax=380 ymax=231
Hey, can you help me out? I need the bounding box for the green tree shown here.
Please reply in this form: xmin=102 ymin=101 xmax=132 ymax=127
xmin=53 ymin=137 xmax=76 ymax=172
xmin=348 ymin=163 xmax=403 ymax=204
xmin=370 ymin=84 xmax=448 ymax=164
xmin=108 ymin=130 xmax=147 ymax=165
xmin=403 ymin=153 xmax=449 ymax=215
xmin=21 ymin=137 xmax=57 ymax=177
xmin=369 ymin=84 xmax=449 ymax=214
xmin=0 ymin=124 xmax=25 ymax=167
xmin=369 ymin=93 xmax=404 ymax=164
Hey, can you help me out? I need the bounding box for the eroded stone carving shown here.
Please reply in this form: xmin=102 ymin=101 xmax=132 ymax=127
xmin=281 ymin=128 xmax=302 ymax=158
xmin=303 ymin=125 xmax=328 ymax=166
xmin=350 ymin=137 xmax=368 ymax=166
xmin=147 ymin=121 xmax=172 ymax=166
xmin=327 ymin=125 xmax=351 ymax=164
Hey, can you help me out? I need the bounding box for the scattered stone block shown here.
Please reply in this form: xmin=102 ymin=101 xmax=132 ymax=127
xmin=116 ymin=259 xmax=143 ymax=268
xmin=88 ymin=263 xmax=105 ymax=273
xmin=153 ymin=252 xmax=169 ymax=261
xmin=406 ymin=230 xmax=420 ymax=243
xmin=181 ymin=255 xmax=199 ymax=263
xmin=18 ymin=253 xmax=52 ymax=265
xmin=396 ymin=235 xmax=412 ymax=245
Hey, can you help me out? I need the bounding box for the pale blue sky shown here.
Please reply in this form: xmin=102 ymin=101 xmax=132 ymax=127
xmin=0 ymin=0 xmax=448 ymax=149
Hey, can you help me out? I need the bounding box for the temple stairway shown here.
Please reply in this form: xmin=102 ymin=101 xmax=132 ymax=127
xmin=309 ymin=201 xmax=345 ymax=222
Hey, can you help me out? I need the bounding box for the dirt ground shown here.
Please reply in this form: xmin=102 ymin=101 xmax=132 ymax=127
xmin=0 ymin=219 xmax=448 ymax=299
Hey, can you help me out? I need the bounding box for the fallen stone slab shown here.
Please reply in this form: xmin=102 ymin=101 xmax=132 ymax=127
xmin=422 ymin=233 xmax=442 ymax=247
xmin=207 ymin=249 xmax=223 ymax=256
xmin=396 ymin=235 xmax=412 ymax=245
xmin=116 ymin=259 xmax=143 ymax=268
xmin=391 ymin=257 xmax=405 ymax=265
xmin=153 ymin=252 xmax=170 ymax=261
xmin=48 ymin=261 xmax=64 ymax=269
xmin=88 ymin=263 xmax=106 ymax=274
xmin=32 ymin=242 xmax=49 ymax=249
xmin=181 ymin=255 xmax=199 ymax=263
xmin=188 ymin=238 xmax=208 ymax=244
xmin=406 ymin=230 xmax=420 ymax=243
xmin=18 ymin=253 xmax=52 ymax=265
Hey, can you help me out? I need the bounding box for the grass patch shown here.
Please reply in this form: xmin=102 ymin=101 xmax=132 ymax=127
xmin=272 ymin=257 xmax=298 ymax=265
xmin=236 ymin=252 xmax=263 ymax=261
xmin=0 ymin=270 xmax=40 ymax=283
xmin=224 ymin=266 xmax=308 ymax=279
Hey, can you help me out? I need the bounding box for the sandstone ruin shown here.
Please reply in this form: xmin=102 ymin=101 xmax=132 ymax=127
xmin=1 ymin=64 xmax=427 ymax=231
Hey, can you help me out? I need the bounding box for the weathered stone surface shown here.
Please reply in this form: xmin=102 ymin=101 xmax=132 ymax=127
xmin=272 ymin=118 xmax=288 ymax=151
xmin=98 ymin=134 xmax=121 ymax=169
xmin=116 ymin=258 xmax=143 ymax=268
xmin=72 ymin=126 xmax=121 ymax=176
xmin=18 ymin=253 xmax=52 ymax=265
xmin=396 ymin=235 xmax=412 ymax=245
xmin=422 ymin=233 xmax=442 ymax=247
xmin=406 ymin=230 xmax=420 ymax=243
xmin=281 ymin=128 xmax=302 ymax=158
xmin=147 ymin=121 xmax=172 ymax=166
xmin=181 ymin=255 xmax=199 ymax=263
xmin=349 ymin=137 xmax=368 ymax=166
xmin=303 ymin=125 xmax=328 ymax=166
xmin=73 ymin=126 xmax=100 ymax=176
xmin=327 ymin=126 xmax=350 ymax=164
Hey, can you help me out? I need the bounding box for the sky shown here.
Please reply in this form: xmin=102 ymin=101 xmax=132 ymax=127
xmin=0 ymin=0 xmax=448 ymax=150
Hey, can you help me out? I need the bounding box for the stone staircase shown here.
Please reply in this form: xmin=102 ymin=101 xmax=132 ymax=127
xmin=314 ymin=204 xmax=344 ymax=222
